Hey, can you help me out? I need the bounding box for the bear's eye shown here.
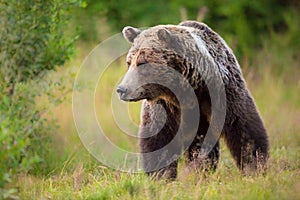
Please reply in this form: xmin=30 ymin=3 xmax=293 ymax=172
xmin=136 ymin=61 xmax=147 ymax=66
xmin=136 ymin=56 xmax=147 ymax=66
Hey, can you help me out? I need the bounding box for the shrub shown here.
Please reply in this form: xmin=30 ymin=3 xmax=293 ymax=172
xmin=0 ymin=0 xmax=80 ymax=196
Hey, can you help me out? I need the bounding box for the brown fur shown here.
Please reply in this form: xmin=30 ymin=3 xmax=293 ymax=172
xmin=118 ymin=21 xmax=269 ymax=179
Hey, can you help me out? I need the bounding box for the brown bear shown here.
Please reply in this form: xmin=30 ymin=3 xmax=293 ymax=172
xmin=117 ymin=21 xmax=269 ymax=180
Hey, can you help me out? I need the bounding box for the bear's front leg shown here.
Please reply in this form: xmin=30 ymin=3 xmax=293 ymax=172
xmin=143 ymin=155 xmax=178 ymax=180
xmin=187 ymin=140 xmax=220 ymax=172
xmin=139 ymin=100 xmax=180 ymax=180
xmin=140 ymin=131 xmax=179 ymax=180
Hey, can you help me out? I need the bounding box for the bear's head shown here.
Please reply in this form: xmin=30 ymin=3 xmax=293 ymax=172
xmin=117 ymin=25 xmax=197 ymax=103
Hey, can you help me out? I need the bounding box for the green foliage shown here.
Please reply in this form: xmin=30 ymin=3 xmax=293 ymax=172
xmin=0 ymin=79 xmax=46 ymax=188
xmin=0 ymin=0 xmax=79 ymax=92
xmin=77 ymin=0 xmax=300 ymax=59
xmin=200 ymin=0 xmax=300 ymax=58
xmin=0 ymin=0 xmax=79 ymax=195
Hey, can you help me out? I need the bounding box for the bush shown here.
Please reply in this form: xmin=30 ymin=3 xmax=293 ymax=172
xmin=0 ymin=0 xmax=79 ymax=93
xmin=0 ymin=0 xmax=80 ymax=195
xmin=0 ymin=78 xmax=47 ymax=186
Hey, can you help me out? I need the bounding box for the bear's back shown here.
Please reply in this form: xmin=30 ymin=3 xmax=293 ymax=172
xmin=179 ymin=21 xmax=242 ymax=82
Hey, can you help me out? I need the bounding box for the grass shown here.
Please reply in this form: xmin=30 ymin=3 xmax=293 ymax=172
xmin=16 ymin=148 xmax=300 ymax=199
xmin=11 ymin=40 xmax=300 ymax=199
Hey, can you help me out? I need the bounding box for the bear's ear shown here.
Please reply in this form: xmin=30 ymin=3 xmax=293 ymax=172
xmin=122 ymin=26 xmax=141 ymax=43
xmin=157 ymin=28 xmax=173 ymax=43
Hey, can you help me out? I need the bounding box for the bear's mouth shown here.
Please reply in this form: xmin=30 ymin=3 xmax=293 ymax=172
xmin=120 ymin=96 xmax=145 ymax=102
xmin=118 ymin=91 xmax=148 ymax=102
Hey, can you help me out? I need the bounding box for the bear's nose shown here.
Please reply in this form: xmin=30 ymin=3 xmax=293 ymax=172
xmin=116 ymin=86 xmax=127 ymax=96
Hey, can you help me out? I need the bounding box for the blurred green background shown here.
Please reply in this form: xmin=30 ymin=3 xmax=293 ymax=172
xmin=0 ymin=0 xmax=299 ymax=199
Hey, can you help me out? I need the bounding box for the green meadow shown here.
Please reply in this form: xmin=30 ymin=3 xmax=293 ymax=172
xmin=15 ymin=41 xmax=300 ymax=199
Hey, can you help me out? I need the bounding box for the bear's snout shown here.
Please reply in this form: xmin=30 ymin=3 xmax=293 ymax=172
xmin=116 ymin=85 xmax=131 ymax=101
xmin=116 ymin=84 xmax=144 ymax=102
xmin=116 ymin=86 xmax=127 ymax=97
